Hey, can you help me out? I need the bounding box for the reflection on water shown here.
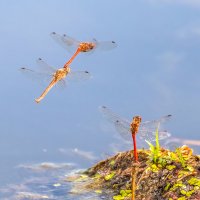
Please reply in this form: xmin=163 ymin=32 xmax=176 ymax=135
xmin=0 ymin=162 xmax=105 ymax=200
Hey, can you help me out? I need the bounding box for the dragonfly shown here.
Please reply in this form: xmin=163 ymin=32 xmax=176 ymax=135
xmin=50 ymin=32 xmax=117 ymax=68
xmin=20 ymin=58 xmax=91 ymax=103
xmin=99 ymin=106 xmax=172 ymax=162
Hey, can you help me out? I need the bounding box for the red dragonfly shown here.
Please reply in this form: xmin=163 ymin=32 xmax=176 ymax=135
xmin=20 ymin=58 xmax=91 ymax=103
xmin=50 ymin=32 xmax=117 ymax=68
xmin=100 ymin=106 xmax=172 ymax=162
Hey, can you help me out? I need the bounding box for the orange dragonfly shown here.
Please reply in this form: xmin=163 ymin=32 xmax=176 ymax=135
xmin=100 ymin=106 xmax=172 ymax=162
xmin=50 ymin=32 xmax=117 ymax=68
xmin=20 ymin=58 xmax=91 ymax=103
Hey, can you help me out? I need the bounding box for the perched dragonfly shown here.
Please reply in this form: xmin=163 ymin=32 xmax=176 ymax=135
xmin=20 ymin=58 xmax=91 ymax=103
xmin=99 ymin=106 xmax=172 ymax=162
xmin=50 ymin=32 xmax=117 ymax=68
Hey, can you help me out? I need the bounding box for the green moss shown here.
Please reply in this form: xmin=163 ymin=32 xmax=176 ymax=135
xmin=151 ymin=164 xmax=159 ymax=172
xmin=176 ymin=148 xmax=186 ymax=168
xmin=177 ymin=197 xmax=186 ymax=200
xmin=194 ymin=186 xmax=199 ymax=190
xmin=104 ymin=172 xmax=115 ymax=181
xmin=157 ymin=157 xmax=167 ymax=167
xmin=120 ymin=189 xmax=131 ymax=196
xmin=166 ymin=165 xmax=176 ymax=171
xmin=113 ymin=190 xmax=132 ymax=200
xmin=186 ymin=190 xmax=195 ymax=197
xmin=94 ymin=173 xmax=101 ymax=179
xmin=95 ymin=190 xmax=102 ymax=194
xmin=110 ymin=160 xmax=115 ymax=166
xmin=188 ymin=177 xmax=200 ymax=187
xmin=185 ymin=165 xmax=194 ymax=172
xmin=113 ymin=195 xmax=124 ymax=200
xmin=170 ymin=181 xmax=186 ymax=191
xmin=169 ymin=152 xmax=175 ymax=160
xmin=178 ymin=170 xmax=189 ymax=178
xmin=164 ymin=183 xmax=171 ymax=191
xmin=180 ymin=190 xmax=187 ymax=195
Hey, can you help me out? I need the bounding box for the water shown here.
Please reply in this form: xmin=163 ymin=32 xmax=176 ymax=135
xmin=1 ymin=1 xmax=200 ymax=199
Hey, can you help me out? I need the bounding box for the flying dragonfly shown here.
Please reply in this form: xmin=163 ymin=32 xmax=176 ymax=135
xmin=50 ymin=32 xmax=117 ymax=68
xmin=99 ymin=106 xmax=172 ymax=162
xmin=20 ymin=58 xmax=91 ymax=103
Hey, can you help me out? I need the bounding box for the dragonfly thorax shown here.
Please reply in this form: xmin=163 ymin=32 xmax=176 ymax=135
xmin=130 ymin=116 xmax=142 ymax=135
xmin=79 ymin=42 xmax=96 ymax=52
xmin=53 ymin=68 xmax=70 ymax=81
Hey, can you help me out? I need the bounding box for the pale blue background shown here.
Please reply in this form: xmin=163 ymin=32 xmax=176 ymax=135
xmin=0 ymin=0 xmax=200 ymax=187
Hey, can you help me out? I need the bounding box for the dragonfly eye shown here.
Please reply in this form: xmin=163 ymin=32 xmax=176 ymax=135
xmin=133 ymin=116 xmax=142 ymax=123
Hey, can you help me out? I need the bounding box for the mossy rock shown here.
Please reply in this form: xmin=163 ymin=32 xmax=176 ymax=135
xmin=68 ymin=146 xmax=200 ymax=199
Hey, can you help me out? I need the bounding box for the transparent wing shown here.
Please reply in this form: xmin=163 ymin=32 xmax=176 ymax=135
xmin=138 ymin=115 xmax=172 ymax=141
xmin=99 ymin=106 xmax=131 ymax=141
xmin=140 ymin=115 xmax=172 ymax=132
xmin=19 ymin=67 xmax=52 ymax=84
xmin=36 ymin=58 xmax=56 ymax=74
xmin=55 ymin=79 xmax=67 ymax=90
xmin=67 ymin=70 xmax=92 ymax=81
xmin=99 ymin=106 xmax=131 ymax=124
xmin=94 ymin=39 xmax=117 ymax=51
xmin=50 ymin=32 xmax=79 ymax=53
xmin=114 ymin=120 xmax=132 ymax=141
xmin=139 ymin=130 xmax=171 ymax=142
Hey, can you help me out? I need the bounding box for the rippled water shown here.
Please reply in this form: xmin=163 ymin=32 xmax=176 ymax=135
xmin=0 ymin=162 xmax=106 ymax=200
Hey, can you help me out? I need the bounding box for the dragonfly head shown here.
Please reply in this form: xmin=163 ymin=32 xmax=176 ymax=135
xmin=131 ymin=116 xmax=142 ymax=134
xmin=79 ymin=42 xmax=96 ymax=52
xmin=133 ymin=116 xmax=142 ymax=124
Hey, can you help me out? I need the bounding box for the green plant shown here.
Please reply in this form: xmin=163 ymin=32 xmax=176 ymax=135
xmin=175 ymin=148 xmax=186 ymax=168
xmin=145 ymin=123 xmax=160 ymax=163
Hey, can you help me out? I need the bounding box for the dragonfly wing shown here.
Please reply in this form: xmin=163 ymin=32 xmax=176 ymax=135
xmin=99 ymin=106 xmax=131 ymax=124
xmin=99 ymin=106 xmax=131 ymax=141
xmin=55 ymin=79 xmax=67 ymax=90
xmin=36 ymin=58 xmax=56 ymax=74
xmin=139 ymin=115 xmax=172 ymax=142
xmin=67 ymin=70 xmax=92 ymax=81
xmin=140 ymin=115 xmax=172 ymax=132
xmin=20 ymin=67 xmax=52 ymax=85
xmin=114 ymin=120 xmax=132 ymax=141
xmin=95 ymin=40 xmax=117 ymax=51
xmin=50 ymin=32 xmax=79 ymax=53
xmin=139 ymin=130 xmax=171 ymax=142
